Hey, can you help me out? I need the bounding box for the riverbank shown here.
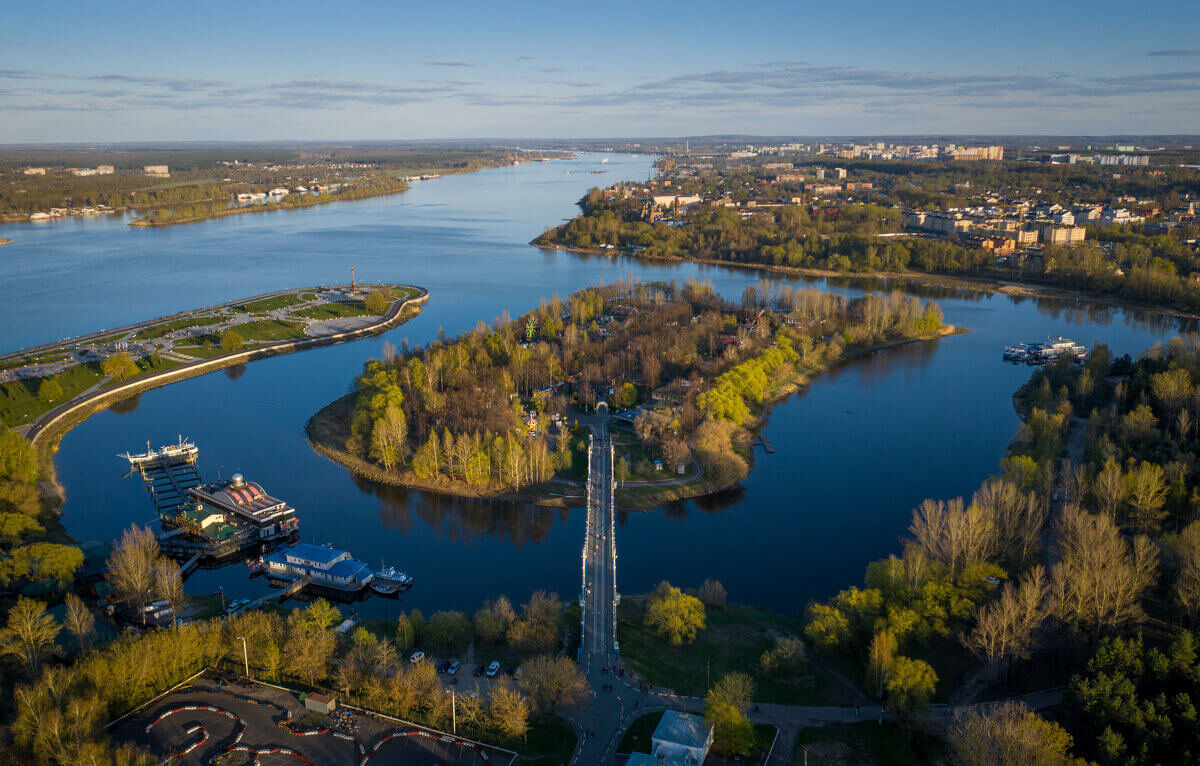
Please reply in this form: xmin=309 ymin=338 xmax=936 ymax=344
xmin=306 ymin=323 xmax=963 ymax=511
xmin=536 ymin=241 xmax=1200 ymax=324
xmin=128 ymin=181 xmax=409 ymax=228
xmin=27 ymin=287 xmax=428 ymax=505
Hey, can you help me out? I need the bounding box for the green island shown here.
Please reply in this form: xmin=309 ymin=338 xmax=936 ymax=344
xmin=308 ymin=277 xmax=955 ymax=509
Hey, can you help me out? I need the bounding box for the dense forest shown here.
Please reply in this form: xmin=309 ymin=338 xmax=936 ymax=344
xmin=335 ymin=278 xmax=946 ymax=494
xmin=803 ymin=335 xmax=1200 ymax=761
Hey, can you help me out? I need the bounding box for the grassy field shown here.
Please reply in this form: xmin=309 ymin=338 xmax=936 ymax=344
xmin=617 ymin=598 xmax=849 ymax=705
xmin=232 ymin=293 xmax=305 ymax=313
xmin=791 ymin=722 xmax=944 ymax=765
xmin=617 ymin=711 xmax=662 ymax=754
xmin=133 ymin=314 xmax=224 ymax=340
xmin=175 ymin=345 xmax=233 ymax=358
xmin=0 ymin=361 xmax=105 ymax=427
xmin=522 ymin=714 xmax=578 ymax=764
xmin=211 ymin=319 xmax=307 ymax=342
xmin=293 ymin=300 xmax=371 ymax=320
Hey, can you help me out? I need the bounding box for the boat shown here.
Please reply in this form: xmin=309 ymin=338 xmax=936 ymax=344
xmin=372 ymin=565 xmax=413 ymax=592
xmin=246 ymin=556 xmax=264 ymax=575
xmin=263 ymin=543 xmax=373 ymax=592
xmin=1003 ymin=337 xmax=1086 ymax=365
xmin=370 ymin=579 xmax=401 ymax=596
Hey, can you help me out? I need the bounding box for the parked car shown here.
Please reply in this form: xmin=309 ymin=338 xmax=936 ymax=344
xmin=437 ymin=660 xmax=451 ymax=674
xmin=486 ymin=660 xmax=501 ymax=678
xmin=409 ymin=652 xmax=425 ymax=664
xmin=473 ymin=664 xmax=485 ymax=677
xmin=447 ymin=661 xmax=461 ymax=675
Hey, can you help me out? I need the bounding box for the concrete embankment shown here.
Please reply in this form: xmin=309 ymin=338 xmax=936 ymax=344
xmin=27 ymin=287 xmax=428 ymax=498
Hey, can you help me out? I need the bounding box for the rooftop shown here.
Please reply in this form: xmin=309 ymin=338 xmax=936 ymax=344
xmin=654 ymin=711 xmax=712 ymax=750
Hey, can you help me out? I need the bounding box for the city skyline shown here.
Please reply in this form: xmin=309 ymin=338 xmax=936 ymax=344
xmin=3 ymin=0 xmax=1199 ymax=142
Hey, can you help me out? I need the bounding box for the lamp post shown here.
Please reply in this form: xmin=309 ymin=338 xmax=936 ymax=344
xmin=450 ymin=688 xmax=457 ymax=735
xmin=236 ymin=636 xmax=249 ymax=677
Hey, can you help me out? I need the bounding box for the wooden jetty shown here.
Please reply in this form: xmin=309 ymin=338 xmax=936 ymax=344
xmin=755 ymin=433 xmax=775 ymax=454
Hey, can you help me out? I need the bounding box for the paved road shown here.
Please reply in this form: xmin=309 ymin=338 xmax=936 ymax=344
xmin=581 ymin=419 xmax=617 ymax=661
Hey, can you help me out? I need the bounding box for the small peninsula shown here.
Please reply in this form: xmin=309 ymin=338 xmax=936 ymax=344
xmin=309 ymin=278 xmax=958 ymax=508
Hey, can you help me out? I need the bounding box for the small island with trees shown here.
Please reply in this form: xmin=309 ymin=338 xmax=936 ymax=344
xmin=309 ymin=277 xmax=956 ymax=507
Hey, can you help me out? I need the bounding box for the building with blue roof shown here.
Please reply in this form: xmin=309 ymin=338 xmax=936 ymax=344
xmin=263 ymin=543 xmax=373 ymax=591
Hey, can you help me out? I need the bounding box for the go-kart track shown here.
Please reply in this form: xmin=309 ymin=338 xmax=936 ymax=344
xmin=111 ymin=671 xmax=512 ymax=766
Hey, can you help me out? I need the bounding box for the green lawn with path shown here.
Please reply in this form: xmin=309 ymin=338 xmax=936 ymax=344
xmin=133 ymin=314 xmax=224 ymax=340
xmin=232 ymin=293 xmax=305 ymax=313
xmin=0 ymin=362 xmax=105 ymax=426
xmin=293 ymin=300 xmax=371 ymax=320
xmin=617 ymin=599 xmax=850 ymax=705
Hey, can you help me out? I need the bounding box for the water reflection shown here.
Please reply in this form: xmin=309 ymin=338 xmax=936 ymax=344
xmin=108 ymin=394 xmax=141 ymax=415
xmin=224 ymin=363 xmax=248 ymax=380
xmin=363 ymin=478 xmax=573 ymax=549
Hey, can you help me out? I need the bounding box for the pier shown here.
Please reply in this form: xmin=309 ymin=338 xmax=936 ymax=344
xmin=240 ymin=576 xmax=311 ymax=613
xmin=755 ymin=433 xmax=775 ymax=454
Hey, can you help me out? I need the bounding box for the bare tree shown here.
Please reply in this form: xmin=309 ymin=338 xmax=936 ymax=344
xmin=1092 ymin=458 xmax=1127 ymax=517
xmin=698 ymin=579 xmax=727 ymax=608
xmin=909 ymin=498 xmax=997 ymax=577
xmin=1050 ymin=506 xmax=1158 ymax=639
xmin=63 ymin=593 xmax=94 ymax=653
xmin=972 ymin=479 xmax=1046 ymax=566
xmin=964 ymin=566 xmax=1048 ymax=679
xmin=154 ymin=559 xmax=184 ymax=615
xmin=107 ymin=525 xmax=161 ymax=622
xmin=1124 ymin=461 xmax=1169 ymax=534
xmin=949 ymin=701 xmax=1075 ymax=766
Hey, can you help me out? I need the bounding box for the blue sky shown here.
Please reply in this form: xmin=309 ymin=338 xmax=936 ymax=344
xmin=2 ymin=0 xmax=1198 ymax=142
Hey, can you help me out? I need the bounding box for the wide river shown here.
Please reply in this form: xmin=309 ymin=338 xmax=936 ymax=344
xmin=0 ymin=153 xmax=1192 ymax=621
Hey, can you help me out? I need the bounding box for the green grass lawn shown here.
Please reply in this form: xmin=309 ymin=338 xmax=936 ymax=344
xmin=0 ymin=361 xmax=105 ymax=427
xmin=217 ymin=319 xmax=306 ymax=342
xmin=522 ymin=714 xmax=578 ymax=764
xmin=175 ymin=344 xmax=234 ymax=358
xmin=617 ymin=711 xmax=662 ymax=754
xmin=98 ymin=354 xmax=182 ymax=387
xmin=791 ymin=722 xmax=945 ymax=766
xmin=133 ymin=314 xmax=225 ymax=340
xmin=293 ymin=300 xmax=371 ymax=320
xmin=617 ymin=599 xmax=850 ymax=705
xmin=233 ymin=293 xmax=304 ymax=313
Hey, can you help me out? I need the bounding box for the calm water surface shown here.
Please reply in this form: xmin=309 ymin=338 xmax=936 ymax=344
xmin=0 ymin=154 xmax=1192 ymax=619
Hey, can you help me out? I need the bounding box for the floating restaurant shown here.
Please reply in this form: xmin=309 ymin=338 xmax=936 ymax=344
xmin=122 ymin=441 xmax=298 ymax=561
xmin=263 ymin=543 xmax=374 ymax=592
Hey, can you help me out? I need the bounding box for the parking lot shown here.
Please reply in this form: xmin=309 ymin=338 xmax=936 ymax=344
xmin=111 ymin=670 xmax=512 ymax=765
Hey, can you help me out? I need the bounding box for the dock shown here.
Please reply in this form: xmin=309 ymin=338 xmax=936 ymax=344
xmin=241 ymin=576 xmax=310 ymax=613
xmin=180 ymin=553 xmax=202 ymax=578
xmin=755 ymin=433 xmax=775 ymax=454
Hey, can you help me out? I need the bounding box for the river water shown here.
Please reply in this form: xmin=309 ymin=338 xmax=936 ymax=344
xmin=0 ymin=154 xmax=1192 ymax=620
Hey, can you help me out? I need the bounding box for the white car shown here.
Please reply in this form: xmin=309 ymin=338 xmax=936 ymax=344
xmin=448 ymin=661 xmax=461 ymax=675
xmin=409 ymin=651 xmax=425 ymax=664
xmin=486 ymin=660 xmax=501 ymax=678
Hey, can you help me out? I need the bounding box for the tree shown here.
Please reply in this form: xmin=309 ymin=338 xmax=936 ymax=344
xmin=220 ymin=329 xmax=244 ymax=352
xmin=698 ymin=578 xmax=727 ymax=607
xmin=705 ymin=672 xmax=756 ymax=756
xmin=949 ymin=701 xmax=1078 ymax=766
xmin=288 ymin=600 xmax=339 ymax=685
xmin=865 ymin=630 xmax=897 ymax=698
xmin=760 ymin=636 xmax=808 ymax=677
xmin=885 ymin=656 xmax=937 ymax=729
xmin=908 ymin=497 xmax=997 ymax=578
xmin=1092 ymin=458 xmax=1127 ymax=517
xmin=100 ymin=352 xmax=138 ymax=381
xmin=1051 ymin=506 xmax=1158 ymax=639
xmin=63 ymin=593 xmax=95 ymax=653
xmin=0 ymin=597 xmax=60 ymax=674
xmin=0 ymin=511 xmax=42 ymax=545
xmin=1123 ymin=461 xmax=1169 ymax=533
xmin=370 ymin=403 xmax=408 ymax=471
xmin=37 ymin=378 xmax=64 ymax=403
xmin=964 ymin=566 xmax=1048 ymax=677
xmin=645 ymin=581 xmax=706 ymax=645
xmin=517 ymin=655 xmax=588 ymax=713
xmin=106 ymin=525 xmax=160 ymax=621
xmin=364 ymin=290 xmax=391 ymax=314
xmin=6 ymin=542 xmax=84 ymax=588
xmin=154 ymin=558 xmax=184 ymax=613
xmin=426 ymin=611 xmax=470 ymax=652
xmin=395 ymin=613 xmax=415 ymax=651
xmin=0 ymin=427 xmax=39 ymax=485
xmin=486 ymin=681 xmax=530 ymax=739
